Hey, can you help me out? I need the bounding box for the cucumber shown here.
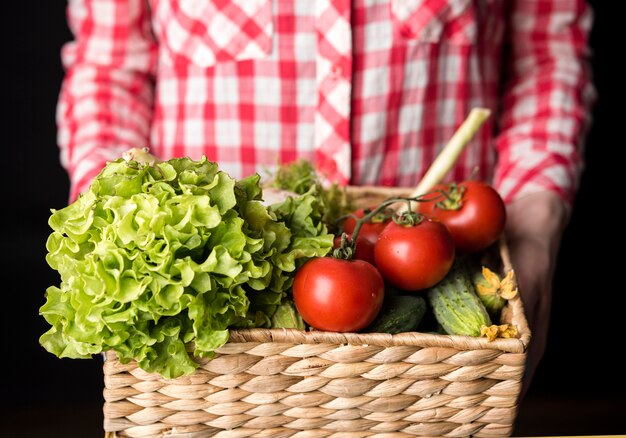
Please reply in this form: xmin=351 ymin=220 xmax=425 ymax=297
xmin=427 ymin=261 xmax=491 ymax=336
xmin=365 ymin=295 xmax=426 ymax=334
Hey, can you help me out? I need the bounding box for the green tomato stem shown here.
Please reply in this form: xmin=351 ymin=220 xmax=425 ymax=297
xmin=345 ymin=195 xmax=427 ymax=245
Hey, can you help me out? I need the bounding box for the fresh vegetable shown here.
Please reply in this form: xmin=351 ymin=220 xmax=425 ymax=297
xmin=40 ymin=156 xmax=333 ymax=378
xmin=480 ymin=323 xmax=519 ymax=341
xmin=427 ymin=261 xmax=491 ymax=336
xmin=342 ymin=207 xmax=392 ymax=245
xmin=264 ymin=158 xmax=352 ymax=227
xmin=418 ymin=181 xmax=506 ymax=254
xmin=374 ymin=214 xmax=455 ymax=290
xmin=270 ymin=300 xmax=306 ymax=330
xmin=472 ymin=265 xmax=519 ymax=319
xmin=365 ymin=294 xmax=426 ymax=334
xmin=292 ymin=257 xmax=385 ymax=332
xmin=333 ymin=233 xmax=376 ymax=265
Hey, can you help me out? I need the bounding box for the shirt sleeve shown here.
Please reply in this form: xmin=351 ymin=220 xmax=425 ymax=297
xmin=493 ymin=0 xmax=596 ymax=206
xmin=56 ymin=0 xmax=157 ymax=202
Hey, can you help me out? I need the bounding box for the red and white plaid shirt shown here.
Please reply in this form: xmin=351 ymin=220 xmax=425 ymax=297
xmin=57 ymin=0 xmax=594 ymax=204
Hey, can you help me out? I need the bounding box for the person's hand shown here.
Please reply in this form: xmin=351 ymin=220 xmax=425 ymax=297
xmin=504 ymin=191 xmax=569 ymax=399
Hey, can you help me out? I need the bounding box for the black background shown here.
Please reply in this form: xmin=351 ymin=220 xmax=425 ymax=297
xmin=3 ymin=1 xmax=625 ymax=436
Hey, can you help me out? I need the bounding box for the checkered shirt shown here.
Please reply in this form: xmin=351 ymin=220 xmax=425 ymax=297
xmin=57 ymin=0 xmax=595 ymax=204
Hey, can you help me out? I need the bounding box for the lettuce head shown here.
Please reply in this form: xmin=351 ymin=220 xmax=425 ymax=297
xmin=40 ymin=156 xmax=332 ymax=378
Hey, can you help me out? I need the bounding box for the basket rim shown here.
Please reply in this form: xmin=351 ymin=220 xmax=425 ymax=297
xmin=228 ymin=323 xmax=527 ymax=353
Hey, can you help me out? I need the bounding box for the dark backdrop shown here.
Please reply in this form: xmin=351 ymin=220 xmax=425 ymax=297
xmin=3 ymin=1 xmax=624 ymax=435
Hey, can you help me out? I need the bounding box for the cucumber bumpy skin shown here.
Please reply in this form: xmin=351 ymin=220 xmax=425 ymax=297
xmin=427 ymin=262 xmax=491 ymax=336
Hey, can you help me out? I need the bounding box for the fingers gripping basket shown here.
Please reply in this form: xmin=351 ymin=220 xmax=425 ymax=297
xmin=103 ymin=186 xmax=530 ymax=438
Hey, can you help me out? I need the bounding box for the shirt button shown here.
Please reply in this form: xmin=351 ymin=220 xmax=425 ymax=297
xmin=330 ymin=64 xmax=343 ymax=79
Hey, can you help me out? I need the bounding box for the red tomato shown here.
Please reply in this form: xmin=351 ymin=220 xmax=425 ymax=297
xmin=342 ymin=207 xmax=391 ymax=245
xmin=333 ymin=234 xmax=376 ymax=266
xmin=293 ymin=257 xmax=385 ymax=332
xmin=418 ymin=181 xmax=506 ymax=254
xmin=374 ymin=218 xmax=455 ymax=290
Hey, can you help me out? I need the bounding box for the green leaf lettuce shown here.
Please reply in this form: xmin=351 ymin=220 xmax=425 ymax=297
xmin=40 ymin=156 xmax=332 ymax=378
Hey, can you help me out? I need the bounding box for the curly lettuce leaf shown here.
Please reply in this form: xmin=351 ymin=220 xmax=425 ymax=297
xmin=40 ymin=156 xmax=331 ymax=378
xmin=264 ymin=159 xmax=354 ymax=228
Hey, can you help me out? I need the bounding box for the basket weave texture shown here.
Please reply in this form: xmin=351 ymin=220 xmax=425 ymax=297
xmin=103 ymin=186 xmax=530 ymax=438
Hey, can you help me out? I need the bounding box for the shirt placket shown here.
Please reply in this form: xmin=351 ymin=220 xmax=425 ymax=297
xmin=315 ymin=0 xmax=353 ymax=185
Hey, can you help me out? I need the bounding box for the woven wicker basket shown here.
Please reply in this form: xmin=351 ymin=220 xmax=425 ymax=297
xmin=102 ymin=186 xmax=530 ymax=438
